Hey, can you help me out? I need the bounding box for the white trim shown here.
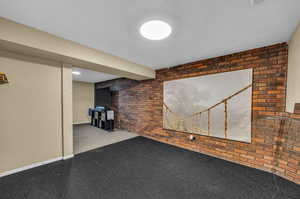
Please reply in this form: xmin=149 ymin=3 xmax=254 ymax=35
xmin=0 ymin=157 xmax=62 ymax=178
xmin=63 ymin=154 xmax=74 ymax=160
xmin=73 ymin=121 xmax=90 ymax=125
xmin=0 ymin=155 xmax=75 ymax=178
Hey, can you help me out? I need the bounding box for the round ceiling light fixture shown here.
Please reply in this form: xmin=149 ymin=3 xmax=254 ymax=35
xmin=140 ymin=20 xmax=172 ymax=40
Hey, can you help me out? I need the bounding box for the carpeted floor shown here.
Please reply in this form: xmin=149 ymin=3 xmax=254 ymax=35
xmin=0 ymin=137 xmax=299 ymax=199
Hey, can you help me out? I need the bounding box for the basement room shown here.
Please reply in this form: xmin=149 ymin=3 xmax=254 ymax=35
xmin=0 ymin=0 xmax=300 ymax=199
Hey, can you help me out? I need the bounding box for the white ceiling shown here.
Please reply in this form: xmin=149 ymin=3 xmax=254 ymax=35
xmin=0 ymin=0 xmax=299 ymax=82
xmin=72 ymin=67 xmax=118 ymax=83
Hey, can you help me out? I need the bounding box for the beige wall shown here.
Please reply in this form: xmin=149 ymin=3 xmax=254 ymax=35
xmin=62 ymin=65 xmax=73 ymax=157
xmin=72 ymin=81 xmax=94 ymax=124
xmin=0 ymin=53 xmax=62 ymax=173
xmin=286 ymin=22 xmax=300 ymax=113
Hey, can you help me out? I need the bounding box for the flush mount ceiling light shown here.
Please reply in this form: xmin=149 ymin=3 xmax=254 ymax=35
xmin=72 ymin=71 xmax=81 ymax=75
xmin=140 ymin=20 xmax=172 ymax=40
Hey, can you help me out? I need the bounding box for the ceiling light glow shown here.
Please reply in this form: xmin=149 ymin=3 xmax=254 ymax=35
xmin=140 ymin=20 xmax=172 ymax=40
xmin=72 ymin=71 xmax=81 ymax=75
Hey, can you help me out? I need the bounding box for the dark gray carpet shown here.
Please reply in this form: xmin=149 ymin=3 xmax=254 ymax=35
xmin=0 ymin=137 xmax=299 ymax=199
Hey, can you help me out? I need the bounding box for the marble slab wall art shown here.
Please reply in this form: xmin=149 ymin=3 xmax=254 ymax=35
xmin=163 ymin=69 xmax=252 ymax=143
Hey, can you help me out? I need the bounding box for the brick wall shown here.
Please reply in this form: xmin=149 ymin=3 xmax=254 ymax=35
xmin=95 ymin=78 xmax=139 ymax=129
xmin=113 ymin=43 xmax=300 ymax=184
xmin=111 ymin=91 xmax=119 ymax=128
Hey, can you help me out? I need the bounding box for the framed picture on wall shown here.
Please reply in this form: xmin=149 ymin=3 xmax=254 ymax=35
xmin=0 ymin=72 xmax=9 ymax=84
xmin=163 ymin=69 xmax=252 ymax=143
